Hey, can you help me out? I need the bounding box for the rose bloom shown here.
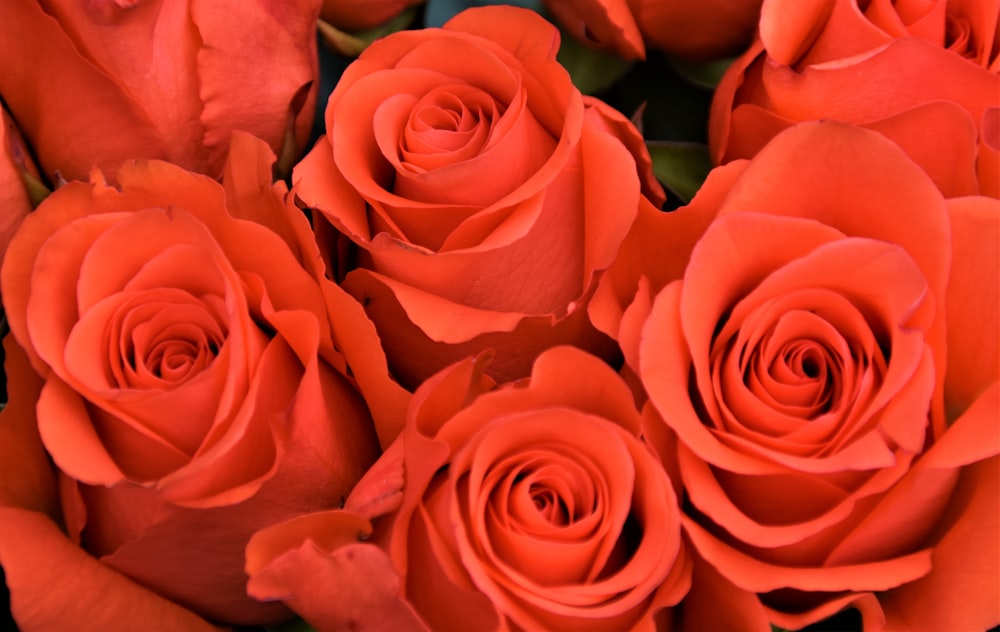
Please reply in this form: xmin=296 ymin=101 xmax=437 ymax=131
xmin=543 ymin=0 xmax=764 ymax=60
xmin=710 ymin=0 xmax=1000 ymax=198
xmin=0 ymin=134 xmax=381 ymax=627
xmin=320 ymin=0 xmax=424 ymax=31
xmin=295 ymin=5 xmax=662 ymax=404
xmin=245 ymin=346 xmax=691 ymax=631
xmin=592 ymin=121 xmax=999 ymax=630
xmin=0 ymin=0 xmax=321 ymax=183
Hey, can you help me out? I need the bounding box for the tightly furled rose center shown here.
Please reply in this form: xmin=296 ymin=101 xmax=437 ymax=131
xmin=110 ymin=289 xmax=227 ymax=388
xmin=452 ymin=410 xmax=652 ymax=595
xmin=715 ymin=289 xmax=888 ymax=432
xmin=368 ymin=68 xmax=557 ymax=208
xmin=399 ymin=86 xmax=503 ymax=171
xmin=506 ymin=453 xmax=596 ymax=529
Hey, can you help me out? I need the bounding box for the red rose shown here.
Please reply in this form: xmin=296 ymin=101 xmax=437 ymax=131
xmin=599 ymin=121 xmax=999 ymax=629
xmin=0 ymin=0 xmax=321 ymax=183
xmin=294 ymin=6 xmax=659 ymax=403
xmin=246 ymin=346 xmax=691 ymax=630
xmin=0 ymin=134 xmax=381 ymax=626
xmin=710 ymin=0 xmax=1000 ymax=198
xmin=543 ymin=0 xmax=764 ymax=60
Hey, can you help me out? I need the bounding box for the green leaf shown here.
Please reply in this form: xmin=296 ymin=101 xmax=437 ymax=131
xmin=668 ymin=56 xmax=736 ymax=90
xmin=21 ymin=170 xmax=51 ymax=208
xmin=556 ymin=30 xmax=634 ymax=95
xmin=267 ymin=617 xmax=317 ymax=632
xmin=317 ymin=7 xmax=419 ymax=57
xmin=647 ymin=141 xmax=713 ymax=203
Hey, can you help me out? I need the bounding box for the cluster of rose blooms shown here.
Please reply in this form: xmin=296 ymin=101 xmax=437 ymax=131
xmin=0 ymin=0 xmax=997 ymax=630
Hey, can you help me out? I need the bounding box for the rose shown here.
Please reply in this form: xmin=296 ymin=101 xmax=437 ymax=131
xmin=0 ymin=134 xmax=382 ymax=626
xmin=245 ymin=346 xmax=691 ymax=630
xmin=294 ymin=5 xmax=661 ymax=401
xmin=0 ymin=339 xmax=220 ymax=630
xmin=710 ymin=0 xmax=1000 ymax=198
xmin=0 ymin=0 xmax=321 ymax=183
xmin=597 ymin=121 xmax=999 ymax=629
xmin=543 ymin=0 xmax=764 ymax=60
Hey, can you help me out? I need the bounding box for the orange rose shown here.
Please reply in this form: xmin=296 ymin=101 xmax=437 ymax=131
xmin=710 ymin=0 xmax=1000 ymax=198
xmin=598 ymin=122 xmax=999 ymax=629
xmin=0 ymin=134 xmax=381 ymax=626
xmin=245 ymin=347 xmax=691 ymax=630
xmin=295 ymin=5 xmax=659 ymax=399
xmin=543 ymin=0 xmax=764 ymax=60
xmin=0 ymin=0 xmax=321 ymax=183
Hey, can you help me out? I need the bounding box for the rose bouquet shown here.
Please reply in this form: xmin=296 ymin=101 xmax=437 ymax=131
xmin=0 ymin=1 xmax=996 ymax=631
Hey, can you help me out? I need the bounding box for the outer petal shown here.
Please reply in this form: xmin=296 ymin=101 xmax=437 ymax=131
xmin=343 ymin=268 xmax=616 ymax=388
xmin=0 ymin=337 xmax=58 ymax=516
xmin=251 ymin=538 xmax=428 ymax=631
xmin=943 ymin=196 xmax=1000 ymax=419
xmin=882 ymin=439 xmax=1000 ymax=629
xmin=0 ymin=508 xmax=219 ymax=631
xmin=35 ymin=0 xmax=207 ymax=172
xmin=582 ymin=96 xmax=665 ymax=207
xmin=758 ymin=38 xmax=999 ymax=133
xmin=0 ymin=1 xmax=166 ymax=182
xmin=635 ymin=0 xmax=764 ymax=60
xmin=191 ymin=0 xmax=320 ymax=173
xmin=0 ymin=108 xmax=33 ymax=269
xmin=979 ymin=107 xmax=1000 ymax=197
xmin=675 ymin=544 xmax=772 ymax=632
xmin=589 ymin=161 xmax=746 ymax=346
xmin=222 ymin=131 xmax=323 ymax=278
xmin=543 ymin=0 xmax=646 ymax=60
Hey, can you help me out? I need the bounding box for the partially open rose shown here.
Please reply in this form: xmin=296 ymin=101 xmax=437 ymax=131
xmin=710 ymin=0 xmax=1000 ymax=198
xmin=598 ymin=121 xmax=999 ymax=629
xmin=0 ymin=134 xmax=381 ymax=626
xmin=246 ymin=346 xmax=691 ymax=630
xmin=295 ymin=6 xmax=660 ymax=402
xmin=0 ymin=0 xmax=321 ymax=183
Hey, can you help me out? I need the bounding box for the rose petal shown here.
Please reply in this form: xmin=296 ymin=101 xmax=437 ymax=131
xmin=0 ymin=337 xmax=59 ymax=516
xmin=944 ymin=196 xmax=1000 ymax=419
xmin=0 ymin=2 xmax=167 ymax=182
xmin=0 ymin=508 xmax=218 ymax=631
xmin=191 ymin=0 xmax=319 ymax=173
xmin=544 ymin=0 xmax=646 ymax=60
